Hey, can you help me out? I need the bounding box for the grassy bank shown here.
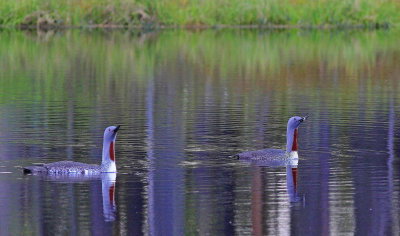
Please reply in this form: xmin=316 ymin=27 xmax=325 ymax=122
xmin=1 ymin=0 xmax=400 ymax=29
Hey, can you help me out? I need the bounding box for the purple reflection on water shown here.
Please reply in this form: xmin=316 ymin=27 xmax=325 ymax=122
xmin=0 ymin=29 xmax=399 ymax=235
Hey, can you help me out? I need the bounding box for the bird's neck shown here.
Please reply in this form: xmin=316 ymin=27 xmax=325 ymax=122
xmin=286 ymin=128 xmax=298 ymax=154
xmin=102 ymin=140 xmax=116 ymax=166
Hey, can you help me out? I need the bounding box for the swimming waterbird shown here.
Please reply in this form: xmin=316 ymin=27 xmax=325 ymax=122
xmin=24 ymin=125 xmax=120 ymax=174
xmin=235 ymin=116 xmax=308 ymax=162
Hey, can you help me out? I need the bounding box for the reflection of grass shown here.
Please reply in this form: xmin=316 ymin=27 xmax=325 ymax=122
xmin=1 ymin=0 xmax=400 ymax=28
xmin=0 ymin=29 xmax=399 ymax=104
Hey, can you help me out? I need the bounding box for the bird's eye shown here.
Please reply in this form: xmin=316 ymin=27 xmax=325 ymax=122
xmin=108 ymin=128 xmax=111 ymax=132
xmin=294 ymin=118 xmax=296 ymax=121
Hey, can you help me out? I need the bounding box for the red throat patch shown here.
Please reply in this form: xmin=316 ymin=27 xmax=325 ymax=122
xmin=109 ymin=141 xmax=115 ymax=162
xmin=291 ymin=129 xmax=298 ymax=151
xmin=109 ymin=184 xmax=115 ymax=205
xmin=292 ymin=168 xmax=298 ymax=191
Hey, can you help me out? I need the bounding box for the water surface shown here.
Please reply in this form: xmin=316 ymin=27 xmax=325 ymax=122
xmin=0 ymin=29 xmax=399 ymax=235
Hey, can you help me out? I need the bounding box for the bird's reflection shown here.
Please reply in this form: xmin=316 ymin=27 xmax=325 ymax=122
xmin=241 ymin=156 xmax=301 ymax=236
xmin=101 ymin=173 xmax=117 ymax=222
xmin=240 ymin=155 xmax=301 ymax=203
xmin=25 ymin=172 xmax=117 ymax=222
xmin=286 ymin=158 xmax=300 ymax=202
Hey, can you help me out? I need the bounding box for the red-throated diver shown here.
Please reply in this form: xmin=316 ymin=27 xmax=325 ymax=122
xmin=235 ymin=116 xmax=307 ymax=162
xmin=23 ymin=125 xmax=120 ymax=174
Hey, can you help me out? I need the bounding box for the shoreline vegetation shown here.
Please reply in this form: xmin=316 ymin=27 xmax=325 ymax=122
xmin=1 ymin=0 xmax=400 ymax=30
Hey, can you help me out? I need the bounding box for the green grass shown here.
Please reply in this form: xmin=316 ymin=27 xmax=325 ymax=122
xmin=1 ymin=0 xmax=400 ymax=28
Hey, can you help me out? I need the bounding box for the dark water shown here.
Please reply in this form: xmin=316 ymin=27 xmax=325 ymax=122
xmin=0 ymin=29 xmax=399 ymax=235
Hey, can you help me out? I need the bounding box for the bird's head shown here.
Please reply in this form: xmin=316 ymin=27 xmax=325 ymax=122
xmin=103 ymin=125 xmax=121 ymax=142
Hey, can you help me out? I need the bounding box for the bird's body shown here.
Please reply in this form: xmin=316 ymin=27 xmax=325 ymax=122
xmin=236 ymin=116 xmax=307 ymax=162
xmin=24 ymin=161 xmax=101 ymax=174
xmin=237 ymin=149 xmax=298 ymax=167
xmin=24 ymin=125 xmax=120 ymax=174
xmin=236 ymin=148 xmax=286 ymax=161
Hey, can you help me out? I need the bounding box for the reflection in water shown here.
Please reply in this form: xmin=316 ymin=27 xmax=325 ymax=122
xmin=0 ymin=29 xmax=400 ymax=235
xmin=286 ymin=160 xmax=300 ymax=203
xmin=243 ymin=154 xmax=301 ymax=235
xmin=0 ymin=172 xmax=118 ymax=234
xmin=101 ymin=173 xmax=117 ymax=222
xmin=24 ymin=173 xmax=117 ymax=222
xmin=146 ymin=62 xmax=186 ymax=235
xmin=244 ymin=155 xmax=301 ymax=202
